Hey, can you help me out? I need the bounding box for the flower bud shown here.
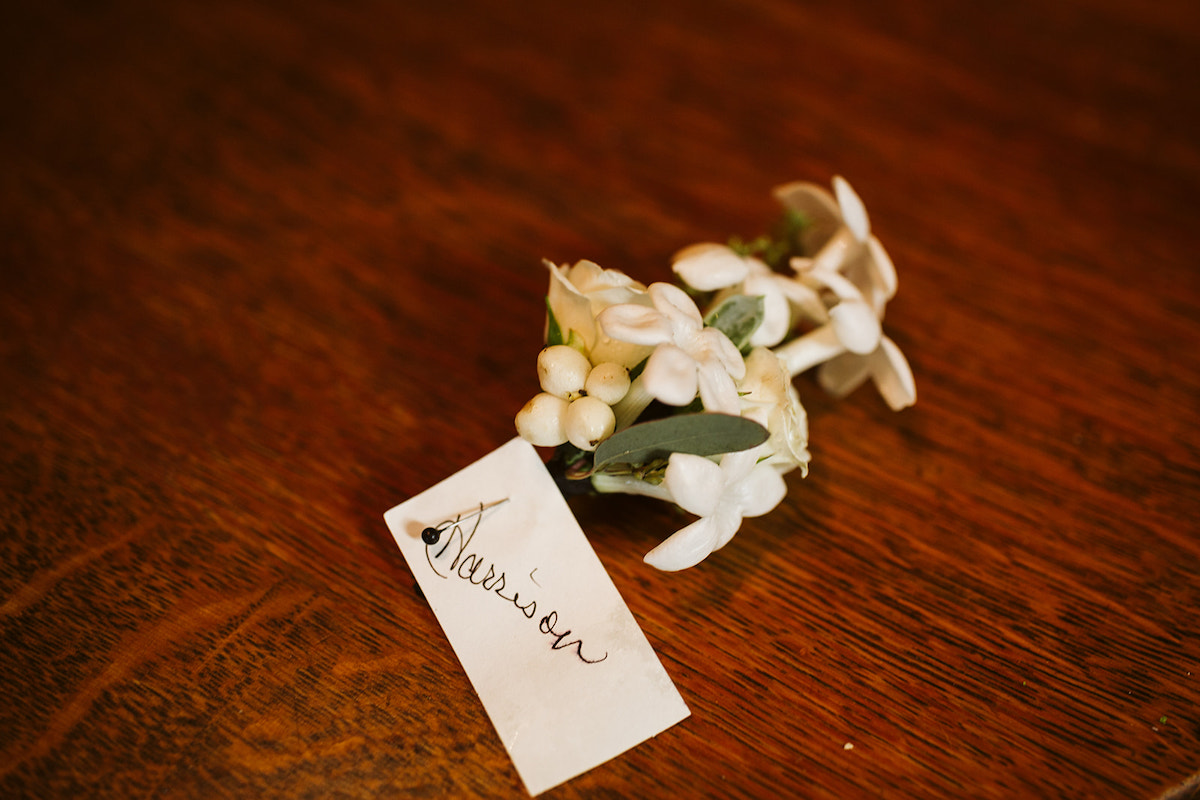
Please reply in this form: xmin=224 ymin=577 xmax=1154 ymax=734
xmin=564 ymin=396 xmax=616 ymax=451
xmin=515 ymin=393 xmax=569 ymax=447
xmin=584 ymin=362 xmax=631 ymax=405
xmin=537 ymin=345 xmax=591 ymax=400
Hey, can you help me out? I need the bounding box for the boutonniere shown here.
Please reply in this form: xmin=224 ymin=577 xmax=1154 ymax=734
xmin=515 ymin=177 xmax=915 ymax=571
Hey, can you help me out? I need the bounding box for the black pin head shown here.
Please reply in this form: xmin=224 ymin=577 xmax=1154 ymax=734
xmin=421 ymin=526 xmax=443 ymax=545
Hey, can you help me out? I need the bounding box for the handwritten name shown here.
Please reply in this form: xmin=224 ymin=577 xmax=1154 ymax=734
xmin=425 ymin=504 xmax=608 ymax=665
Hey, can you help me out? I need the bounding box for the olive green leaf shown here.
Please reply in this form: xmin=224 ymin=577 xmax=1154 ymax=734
xmin=544 ymin=296 xmax=564 ymax=346
xmin=591 ymin=412 xmax=768 ymax=475
xmin=704 ymin=294 xmax=764 ymax=353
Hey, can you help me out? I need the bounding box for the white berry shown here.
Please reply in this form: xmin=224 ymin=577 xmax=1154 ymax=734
xmin=584 ymin=362 xmax=631 ymax=405
xmin=515 ymin=393 xmax=569 ymax=447
xmin=537 ymin=345 xmax=591 ymax=401
xmin=564 ymin=396 xmax=615 ymax=451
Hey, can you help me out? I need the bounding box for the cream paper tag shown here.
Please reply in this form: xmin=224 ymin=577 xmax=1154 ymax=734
xmin=383 ymin=437 xmax=690 ymax=796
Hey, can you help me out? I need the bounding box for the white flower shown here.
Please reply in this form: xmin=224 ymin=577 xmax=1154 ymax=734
xmin=773 ymin=178 xmax=916 ymax=410
xmin=643 ymin=449 xmax=787 ymax=571
xmin=671 ymin=243 xmax=822 ymax=347
xmin=774 ymin=176 xmax=897 ymax=318
xmin=817 ymin=335 xmax=917 ymax=410
xmin=738 ymin=347 xmax=811 ymax=475
xmin=597 ymin=282 xmax=746 ymax=415
xmin=774 ymin=265 xmax=882 ymax=376
xmin=545 ymin=259 xmax=654 ymax=368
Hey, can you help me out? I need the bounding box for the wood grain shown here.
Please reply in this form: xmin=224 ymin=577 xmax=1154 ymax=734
xmin=2 ymin=0 xmax=1198 ymax=797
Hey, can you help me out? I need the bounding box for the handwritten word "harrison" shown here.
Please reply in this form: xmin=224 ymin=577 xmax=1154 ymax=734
xmin=424 ymin=503 xmax=608 ymax=665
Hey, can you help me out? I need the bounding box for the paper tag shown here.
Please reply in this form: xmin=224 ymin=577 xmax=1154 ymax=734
xmin=383 ymin=438 xmax=689 ymax=796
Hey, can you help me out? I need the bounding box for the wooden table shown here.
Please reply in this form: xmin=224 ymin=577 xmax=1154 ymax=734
xmin=3 ymin=0 xmax=1198 ymax=797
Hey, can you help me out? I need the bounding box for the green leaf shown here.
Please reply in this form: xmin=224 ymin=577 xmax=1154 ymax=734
xmin=591 ymin=413 xmax=768 ymax=474
xmin=726 ymin=209 xmax=811 ymax=270
xmin=762 ymin=208 xmax=810 ymax=270
xmin=544 ymin=297 xmax=564 ymax=346
xmin=704 ymin=294 xmax=764 ymax=352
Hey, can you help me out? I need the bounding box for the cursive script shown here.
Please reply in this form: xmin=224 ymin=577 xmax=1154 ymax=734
xmin=425 ymin=503 xmax=608 ymax=665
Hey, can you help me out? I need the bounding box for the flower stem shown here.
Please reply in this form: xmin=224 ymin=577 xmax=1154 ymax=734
xmin=591 ymin=473 xmax=675 ymax=502
xmin=807 ymin=227 xmax=860 ymax=274
xmin=774 ymin=325 xmax=845 ymax=377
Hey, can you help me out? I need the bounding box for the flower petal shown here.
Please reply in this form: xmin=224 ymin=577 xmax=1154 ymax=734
xmin=829 ymin=300 xmax=882 ymax=354
xmin=732 ymin=463 xmax=788 ymax=518
xmin=744 ymin=275 xmax=792 ymax=347
xmin=866 ymin=237 xmax=898 ymax=300
xmin=693 ymin=327 xmax=746 ymax=378
xmin=872 ymin=336 xmax=917 ymax=410
xmin=842 ymin=238 xmax=897 ymax=319
xmin=738 ymin=347 xmax=779 ymax=401
xmin=648 ymin=282 xmax=703 ymax=331
xmin=809 ymin=267 xmax=863 ymax=303
xmin=804 ymin=266 xmax=882 ymax=351
xmin=597 ymin=303 xmax=672 ymax=345
xmin=816 ymin=350 xmax=872 ymax=399
xmin=568 ymin=259 xmax=640 ymax=293
xmin=642 ymin=343 xmax=699 ymax=406
xmin=833 ymin=175 xmax=870 ymax=242
xmin=708 ymin=503 xmax=748 ymax=552
xmin=775 ymin=273 xmax=828 ymax=324
xmin=546 ymin=260 xmax=599 ymax=349
xmin=772 ymin=181 xmax=842 ymax=254
xmin=696 ymin=359 xmax=741 ymax=415
xmin=587 ymin=336 xmax=655 ymax=371
xmin=717 ymin=448 xmax=759 ymax=483
xmin=663 ymin=452 xmax=724 ymax=517
xmin=643 ymin=515 xmax=726 ymax=572
xmin=818 ymin=335 xmax=916 ymax=410
xmin=672 ymin=244 xmax=751 ymax=291
xmin=769 ymin=382 xmax=812 ymax=475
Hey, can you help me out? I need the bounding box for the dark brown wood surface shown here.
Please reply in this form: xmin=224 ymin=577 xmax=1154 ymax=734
xmin=2 ymin=0 xmax=1198 ymax=797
